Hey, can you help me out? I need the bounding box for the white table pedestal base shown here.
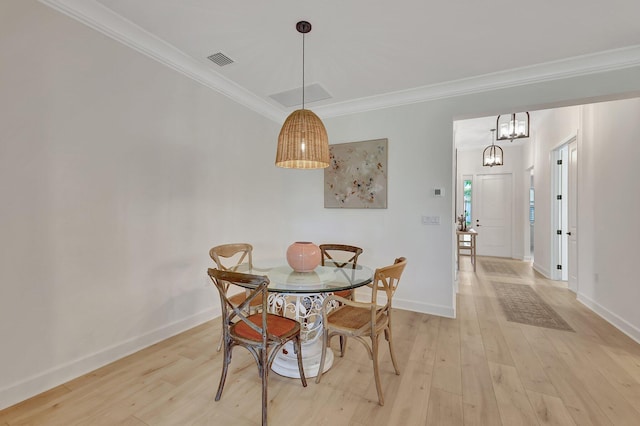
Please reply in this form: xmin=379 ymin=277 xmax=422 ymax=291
xmin=267 ymin=291 xmax=341 ymax=379
xmin=271 ymin=338 xmax=333 ymax=379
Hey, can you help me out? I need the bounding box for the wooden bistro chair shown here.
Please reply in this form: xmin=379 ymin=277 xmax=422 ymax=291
xmin=319 ymin=244 xmax=363 ymax=300
xmin=208 ymin=268 xmax=307 ymax=426
xmin=209 ymin=243 xmax=262 ymax=351
xmin=315 ymin=257 xmax=407 ymax=406
xmin=319 ymin=244 xmax=363 ymax=354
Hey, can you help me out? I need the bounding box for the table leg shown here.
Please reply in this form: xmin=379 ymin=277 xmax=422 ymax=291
xmin=268 ymin=292 xmax=339 ymax=378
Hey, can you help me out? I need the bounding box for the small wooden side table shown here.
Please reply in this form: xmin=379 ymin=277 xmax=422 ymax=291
xmin=456 ymin=229 xmax=477 ymax=272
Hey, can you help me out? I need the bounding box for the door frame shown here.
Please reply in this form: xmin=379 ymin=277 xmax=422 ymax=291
xmin=567 ymin=138 xmax=578 ymax=292
xmin=550 ymin=134 xmax=577 ymax=282
xmin=525 ymin=166 xmax=534 ymax=262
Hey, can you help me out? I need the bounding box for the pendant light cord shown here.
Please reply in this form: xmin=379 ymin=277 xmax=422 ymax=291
xmin=302 ymin=31 xmax=305 ymax=110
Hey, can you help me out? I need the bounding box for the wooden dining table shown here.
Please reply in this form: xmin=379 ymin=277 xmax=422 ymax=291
xmin=232 ymin=261 xmax=374 ymax=378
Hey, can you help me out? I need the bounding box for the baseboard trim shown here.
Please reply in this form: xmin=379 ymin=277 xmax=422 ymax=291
xmin=354 ymin=288 xmax=455 ymax=319
xmin=577 ymin=293 xmax=640 ymax=345
xmin=393 ymin=297 xmax=456 ymax=319
xmin=0 ymin=307 xmax=219 ymax=411
xmin=532 ymin=262 xmax=550 ymax=279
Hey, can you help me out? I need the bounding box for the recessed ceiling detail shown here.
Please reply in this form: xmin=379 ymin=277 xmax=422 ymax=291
xmin=270 ymin=83 xmax=332 ymax=108
xmin=207 ymin=52 xmax=233 ymax=67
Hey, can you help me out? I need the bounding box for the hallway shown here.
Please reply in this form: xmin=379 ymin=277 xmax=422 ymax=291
xmin=454 ymin=256 xmax=640 ymax=425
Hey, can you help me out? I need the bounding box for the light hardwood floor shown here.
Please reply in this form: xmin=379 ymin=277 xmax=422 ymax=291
xmin=3 ymin=257 xmax=640 ymax=425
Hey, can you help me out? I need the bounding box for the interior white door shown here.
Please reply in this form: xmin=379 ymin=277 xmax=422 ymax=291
xmin=567 ymin=140 xmax=578 ymax=291
xmin=474 ymin=174 xmax=512 ymax=257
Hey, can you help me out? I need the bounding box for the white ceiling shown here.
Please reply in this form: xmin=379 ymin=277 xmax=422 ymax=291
xmin=454 ymin=116 xmax=504 ymax=150
xmin=43 ymin=0 xmax=640 ymax=127
xmin=454 ymin=115 xmax=526 ymax=150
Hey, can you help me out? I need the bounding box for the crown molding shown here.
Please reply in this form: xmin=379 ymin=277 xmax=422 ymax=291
xmin=39 ymin=1 xmax=640 ymax=123
xmin=39 ymin=0 xmax=287 ymax=123
xmin=314 ymin=45 xmax=640 ymax=118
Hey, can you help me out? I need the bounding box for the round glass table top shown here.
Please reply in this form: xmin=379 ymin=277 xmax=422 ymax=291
xmin=233 ymin=262 xmax=373 ymax=294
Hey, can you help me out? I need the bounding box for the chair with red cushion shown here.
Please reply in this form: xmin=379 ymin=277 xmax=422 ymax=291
xmin=208 ymin=268 xmax=306 ymax=426
xmin=210 ymin=243 xmax=263 ymax=350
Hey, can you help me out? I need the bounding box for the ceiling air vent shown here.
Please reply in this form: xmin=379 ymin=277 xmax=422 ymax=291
xmin=269 ymin=83 xmax=332 ymax=107
xmin=207 ymin=52 xmax=234 ymax=67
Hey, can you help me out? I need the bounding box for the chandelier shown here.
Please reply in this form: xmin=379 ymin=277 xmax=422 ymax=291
xmin=483 ymin=129 xmax=503 ymax=167
xmin=496 ymin=112 xmax=529 ymax=141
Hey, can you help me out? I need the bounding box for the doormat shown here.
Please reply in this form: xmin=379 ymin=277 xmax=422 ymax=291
xmin=481 ymin=260 xmax=518 ymax=276
xmin=492 ymin=282 xmax=574 ymax=331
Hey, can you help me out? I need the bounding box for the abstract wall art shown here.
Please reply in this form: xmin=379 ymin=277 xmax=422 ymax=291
xmin=324 ymin=138 xmax=388 ymax=209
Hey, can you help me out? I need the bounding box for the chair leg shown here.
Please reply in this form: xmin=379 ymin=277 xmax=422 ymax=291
xmin=339 ymin=335 xmax=348 ymax=357
xmin=338 ymin=293 xmax=355 ymax=356
xmin=294 ymin=335 xmax=307 ymax=387
xmin=215 ymin=343 xmax=231 ymax=401
xmin=216 ymin=333 xmax=223 ymax=352
xmin=261 ymin=348 xmax=268 ymax=426
xmin=385 ymin=326 xmax=400 ymax=375
xmin=372 ymin=334 xmax=384 ymax=406
xmin=315 ymin=329 xmax=329 ymax=384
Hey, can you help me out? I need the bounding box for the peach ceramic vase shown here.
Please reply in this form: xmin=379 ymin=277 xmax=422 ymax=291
xmin=286 ymin=242 xmax=321 ymax=272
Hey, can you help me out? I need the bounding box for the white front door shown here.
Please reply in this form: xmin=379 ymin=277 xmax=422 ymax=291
xmin=474 ymin=174 xmax=512 ymax=257
xmin=567 ymin=140 xmax=578 ymax=291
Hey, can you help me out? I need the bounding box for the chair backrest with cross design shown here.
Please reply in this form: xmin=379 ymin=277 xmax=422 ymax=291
xmin=319 ymin=244 xmax=363 ymax=270
xmin=207 ymin=268 xmax=307 ymax=426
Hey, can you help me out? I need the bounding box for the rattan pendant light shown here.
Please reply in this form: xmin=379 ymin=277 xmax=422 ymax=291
xmin=275 ymin=21 xmax=329 ymax=169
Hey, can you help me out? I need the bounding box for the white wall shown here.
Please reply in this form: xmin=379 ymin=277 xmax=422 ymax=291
xmin=0 ymin=1 xmax=287 ymax=409
xmin=528 ymin=107 xmax=580 ymax=277
xmin=324 ymin=106 xmax=456 ymax=315
xmin=3 ymin=0 xmax=640 ymax=410
xmin=577 ymin=98 xmax=640 ymax=342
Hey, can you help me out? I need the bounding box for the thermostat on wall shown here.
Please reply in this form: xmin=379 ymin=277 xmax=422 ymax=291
xmin=434 ymin=188 xmax=445 ymax=197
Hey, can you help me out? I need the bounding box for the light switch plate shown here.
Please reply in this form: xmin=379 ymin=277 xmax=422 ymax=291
xmin=421 ymin=215 xmax=440 ymax=225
